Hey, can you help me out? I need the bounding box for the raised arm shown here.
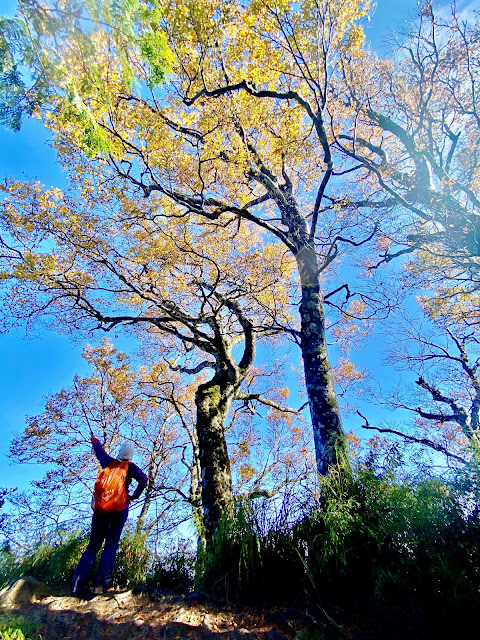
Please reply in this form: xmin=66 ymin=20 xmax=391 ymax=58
xmin=91 ymin=435 xmax=115 ymax=468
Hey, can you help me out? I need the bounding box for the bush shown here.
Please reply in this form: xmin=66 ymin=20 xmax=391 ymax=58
xmin=1 ymin=526 xmax=154 ymax=591
xmin=147 ymin=540 xmax=195 ymax=593
xmin=0 ymin=613 xmax=38 ymax=640
xmin=198 ymin=462 xmax=480 ymax=635
xmin=199 ymin=502 xmax=265 ymax=601
xmin=0 ymin=545 xmax=20 ymax=589
xmin=113 ymin=529 xmax=151 ymax=588
xmin=291 ymin=464 xmax=480 ymax=634
xmin=17 ymin=531 xmax=88 ymax=588
xmin=199 ymin=499 xmax=307 ymax=603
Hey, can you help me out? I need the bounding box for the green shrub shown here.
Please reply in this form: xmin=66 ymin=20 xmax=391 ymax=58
xmin=199 ymin=502 xmax=265 ymax=601
xmin=18 ymin=530 xmax=88 ymax=587
xmin=199 ymin=498 xmax=306 ymax=602
xmin=0 ymin=545 xmax=20 ymax=589
xmin=147 ymin=540 xmax=195 ymax=593
xmin=113 ymin=529 xmax=151 ymax=588
xmin=0 ymin=613 xmax=37 ymax=640
xmin=198 ymin=461 xmax=480 ymax=636
xmin=291 ymin=463 xmax=480 ymax=634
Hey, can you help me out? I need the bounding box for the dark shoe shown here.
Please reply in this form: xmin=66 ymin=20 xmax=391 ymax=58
xmin=93 ymin=583 xmax=116 ymax=596
xmin=71 ymin=588 xmax=94 ymax=600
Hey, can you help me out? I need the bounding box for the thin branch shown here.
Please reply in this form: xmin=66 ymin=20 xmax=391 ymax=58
xmin=236 ymin=391 xmax=305 ymax=414
xmin=356 ymin=410 xmax=468 ymax=465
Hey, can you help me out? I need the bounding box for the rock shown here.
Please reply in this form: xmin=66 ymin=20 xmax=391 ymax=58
xmin=0 ymin=576 xmax=49 ymax=606
xmin=264 ymin=631 xmax=290 ymax=640
xmin=293 ymin=623 xmax=326 ymax=640
xmin=266 ymin=611 xmax=288 ymax=627
xmin=114 ymin=590 xmax=134 ymax=607
xmin=184 ymin=591 xmax=209 ymax=605
xmin=202 ymin=612 xmax=216 ymax=630
xmin=232 ymin=628 xmax=259 ymax=640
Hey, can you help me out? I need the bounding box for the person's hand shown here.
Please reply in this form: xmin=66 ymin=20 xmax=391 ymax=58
xmin=91 ymin=435 xmax=99 ymax=444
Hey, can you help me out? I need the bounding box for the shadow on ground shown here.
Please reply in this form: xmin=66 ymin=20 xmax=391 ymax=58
xmin=1 ymin=582 xmax=301 ymax=640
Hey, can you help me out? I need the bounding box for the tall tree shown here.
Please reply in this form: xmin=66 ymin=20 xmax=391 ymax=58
xmin=336 ymin=2 xmax=480 ymax=327
xmin=0 ymin=179 xmax=301 ymax=538
xmin=1 ymin=0 xmax=379 ymax=474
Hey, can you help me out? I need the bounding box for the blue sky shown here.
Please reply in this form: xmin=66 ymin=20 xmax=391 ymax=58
xmin=0 ymin=0 xmax=452 ymax=492
xmin=0 ymin=127 xmax=88 ymax=487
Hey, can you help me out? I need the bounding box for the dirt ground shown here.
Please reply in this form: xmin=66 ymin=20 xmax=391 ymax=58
xmin=0 ymin=580 xmax=316 ymax=640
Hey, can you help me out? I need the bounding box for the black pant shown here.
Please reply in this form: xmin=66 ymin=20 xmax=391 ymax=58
xmin=71 ymin=509 xmax=128 ymax=592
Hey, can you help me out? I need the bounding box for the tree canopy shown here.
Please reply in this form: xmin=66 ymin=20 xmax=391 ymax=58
xmin=1 ymin=0 xmax=479 ymax=541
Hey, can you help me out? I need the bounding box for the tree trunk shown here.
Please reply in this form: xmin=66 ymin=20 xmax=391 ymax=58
xmin=135 ymin=474 xmax=155 ymax=534
xmin=195 ymin=378 xmax=234 ymax=541
xmin=296 ymin=244 xmax=346 ymax=474
xmin=189 ymin=435 xmax=206 ymax=546
xmin=266 ymin=182 xmax=347 ymax=476
xmin=135 ymin=491 xmax=151 ymax=533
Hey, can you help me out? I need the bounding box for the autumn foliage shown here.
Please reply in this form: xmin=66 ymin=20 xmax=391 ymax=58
xmin=0 ymin=2 xmax=479 ymax=635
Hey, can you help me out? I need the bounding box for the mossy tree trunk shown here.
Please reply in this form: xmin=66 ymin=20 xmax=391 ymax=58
xmin=296 ymin=244 xmax=346 ymax=474
xmin=170 ymin=296 xmax=256 ymax=543
xmin=251 ymin=170 xmax=347 ymax=475
xmin=195 ymin=378 xmax=235 ymax=541
xmin=190 ymin=430 xmax=206 ymax=546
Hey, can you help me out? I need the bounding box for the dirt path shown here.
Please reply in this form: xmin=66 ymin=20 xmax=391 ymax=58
xmin=1 ymin=583 xmax=310 ymax=640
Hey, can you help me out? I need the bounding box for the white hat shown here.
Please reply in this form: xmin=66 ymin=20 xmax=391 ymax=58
xmin=118 ymin=441 xmax=134 ymax=461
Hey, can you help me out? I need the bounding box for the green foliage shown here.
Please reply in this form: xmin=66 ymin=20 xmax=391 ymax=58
xmin=17 ymin=531 xmax=88 ymax=587
xmin=61 ymin=87 xmax=112 ymax=157
xmin=199 ymin=502 xmax=262 ymax=601
xmin=293 ymin=463 xmax=480 ymax=633
xmin=199 ymin=463 xmax=480 ymax=634
xmin=0 ymin=1 xmax=173 ymax=133
xmin=139 ymin=30 xmax=173 ymax=88
xmin=0 ymin=544 xmax=19 ymax=589
xmin=0 ymin=613 xmax=37 ymax=640
xmin=0 ymin=17 xmax=33 ymax=131
xmin=0 ymin=5 xmax=53 ymax=130
xmin=146 ymin=540 xmax=195 ymax=593
xmin=113 ymin=529 xmax=151 ymax=588
xmin=199 ymin=499 xmax=305 ymax=602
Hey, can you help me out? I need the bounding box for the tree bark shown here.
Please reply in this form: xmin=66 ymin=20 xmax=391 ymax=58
xmin=189 ymin=434 xmax=206 ymax=546
xmin=135 ymin=491 xmax=152 ymax=533
xmin=135 ymin=468 xmax=155 ymax=534
xmin=195 ymin=377 xmax=234 ymax=541
xmin=296 ymin=244 xmax=346 ymax=474
xmin=254 ymin=174 xmax=347 ymax=475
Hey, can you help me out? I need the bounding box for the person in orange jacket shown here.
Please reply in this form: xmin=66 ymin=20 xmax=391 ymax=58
xmin=70 ymin=435 xmax=148 ymax=599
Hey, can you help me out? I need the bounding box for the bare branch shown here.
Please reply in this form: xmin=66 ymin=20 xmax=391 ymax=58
xmin=356 ymin=410 xmax=468 ymax=465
